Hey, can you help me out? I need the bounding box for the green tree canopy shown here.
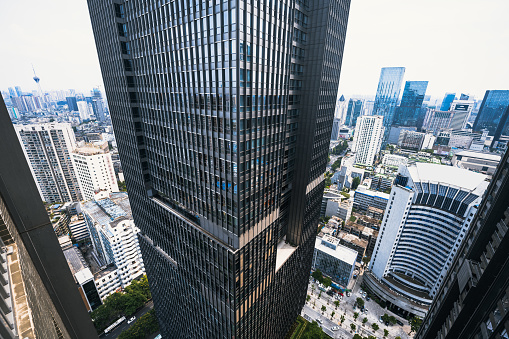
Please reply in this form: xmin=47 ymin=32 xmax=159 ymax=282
xmin=410 ymin=316 xmax=423 ymax=333
xmin=372 ymin=323 xmax=379 ymax=331
xmin=352 ymin=176 xmax=361 ymax=190
xmin=356 ymin=297 xmax=364 ymax=308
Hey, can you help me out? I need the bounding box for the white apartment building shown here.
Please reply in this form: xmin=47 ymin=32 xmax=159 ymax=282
xmin=71 ymin=141 xmax=119 ymax=201
xmin=352 ymin=116 xmax=384 ymax=166
xmin=77 ymin=101 xmax=92 ymax=121
xmin=14 ymin=123 xmax=82 ymax=203
xmin=367 ymin=163 xmax=488 ymax=313
xmin=81 ymin=193 xmax=145 ymax=289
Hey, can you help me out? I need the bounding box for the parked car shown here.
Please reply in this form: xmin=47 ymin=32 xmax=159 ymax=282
xmin=347 ymin=292 xmax=351 ymax=297
xmin=331 ymin=326 xmax=340 ymax=331
xmin=316 ymin=319 xmax=323 ymax=324
xmin=396 ymin=320 xmax=404 ymax=326
xmin=385 ymin=321 xmax=390 ymax=326
xmin=364 ymin=308 xmax=368 ymax=314
xmin=366 ymin=296 xmax=370 ymax=301
xmin=127 ymin=316 xmax=136 ymax=324
xmin=379 ymin=316 xmax=384 ymax=323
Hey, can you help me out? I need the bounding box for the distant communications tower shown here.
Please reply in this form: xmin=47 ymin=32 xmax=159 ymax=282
xmin=32 ymin=65 xmax=43 ymax=96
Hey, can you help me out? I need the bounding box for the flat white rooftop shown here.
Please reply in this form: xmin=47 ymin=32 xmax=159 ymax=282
xmin=455 ymin=150 xmax=501 ymax=162
xmin=407 ymin=162 xmax=488 ymax=192
xmin=314 ymin=237 xmax=357 ymax=266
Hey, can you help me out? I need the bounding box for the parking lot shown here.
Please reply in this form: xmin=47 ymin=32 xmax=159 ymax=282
xmin=301 ymin=270 xmax=413 ymax=338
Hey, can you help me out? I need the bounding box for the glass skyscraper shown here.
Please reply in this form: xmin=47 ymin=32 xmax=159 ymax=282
xmin=440 ymin=92 xmax=456 ymax=111
xmin=87 ymin=0 xmax=351 ymax=338
xmin=393 ymin=80 xmax=428 ymax=128
xmin=345 ymin=98 xmax=363 ymax=126
xmin=372 ymin=67 xmax=405 ymax=143
xmin=472 ymin=90 xmax=509 ymax=144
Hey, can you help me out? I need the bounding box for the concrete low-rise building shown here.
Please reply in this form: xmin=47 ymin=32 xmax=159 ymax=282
xmin=451 ymin=150 xmax=501 ymax=175
xmin=68 ymin=216 xmax=89 ymax=242
xmin=63 ymin=246 xmax=103 ymax=311
xmin=312 ymin=235 xmax=357 ymax=287
xmin=353 ymin=186 xmax=390 ymax=211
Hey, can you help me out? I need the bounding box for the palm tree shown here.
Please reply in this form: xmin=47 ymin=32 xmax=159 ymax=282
xmin=353 ymin=312 xmax=359 ymax=321
xmin=350 ymin=323 xmax=356 ymax=333
xmin=321 ymin=305 xmax=326 ymax=314
xmin=331 ymin=311 xmax=335 ymax=319
xmin=340 ymin=315 xmax=345 ymax=326
xmin=362 ymin=317 xmax=368 ymax=326
xmin=334 ymin=300 xmax=340 ymax=309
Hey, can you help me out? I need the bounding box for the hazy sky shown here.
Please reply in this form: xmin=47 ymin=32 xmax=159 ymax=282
xmin=1 ymin=0 xmax=508 ymax=100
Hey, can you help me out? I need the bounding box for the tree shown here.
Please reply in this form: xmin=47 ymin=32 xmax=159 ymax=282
xmin=372 ymin=323 xmax=379 ymax=331
xmin=388 ymin=315 xmax=397 ymax=325
xmin=334 ymin=300 xmax=340 ymax=309
xmin=302 ymin=321 xmax=327 ymax=339
xmin=396 ymin=337 xmax=402 ymax=339
xmin=362 ymin=256 xmax=371 ymax=268
xmin=350 ymin=323 xmax=356 ymax=332
xmin=352 ymin=176 xmax=361 ymax=190
xmin=340 ymin=315 xmax=345 ymax=325
xmin=353 ymin=335 xmax=363 ymax=339
xmin=306 ymin=295 xmax=311 ymax=302
xmin=356 ymin=297 xmax=364 ymax=308
xmin=384 ymin=329 xmax=389 ymax=337
xmin=331 ymin=158 xmax=342 ymax=172
xmin=118 ymin=309 xmax=159 ymax=339
xmin=312 ymin=269 xmax=324 ymax=282
xmin=353 ymin=312 xmax=359 ymax=321
xmin=410 ymin=316 xmax=423 ymax=333
xmin=331 ymin=311 xmax=335 ymax=319
xmin=321 ymin=305 xmax=326 ymax=314
xmin=362 ymin=317 xmax=368 ymax=326
xmin=322 ymin=276 xmax=332 ymax=287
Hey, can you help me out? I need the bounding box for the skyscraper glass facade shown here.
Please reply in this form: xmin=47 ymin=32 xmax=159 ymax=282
xmin=87 ymin=0 xmax=351 ymax=337
xmin=372 ymin=67 xmax=405 ymax=143
xmin=345 ymin=98 xmax=363 ymax=126
xmin=472 ymin=90 xmax=509 ymax=143
xmin=393 ymin=81 xmax=428 ymax=128
xmin=440 ymin=93 xmax=456 ymax=111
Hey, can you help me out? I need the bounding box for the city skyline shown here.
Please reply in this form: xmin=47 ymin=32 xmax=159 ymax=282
xmin=1 ymin=0 xmax=508 ymax=98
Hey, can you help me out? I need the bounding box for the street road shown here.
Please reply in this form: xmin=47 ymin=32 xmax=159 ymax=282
xmin=100 ymin=300 xmax=154 ymax=339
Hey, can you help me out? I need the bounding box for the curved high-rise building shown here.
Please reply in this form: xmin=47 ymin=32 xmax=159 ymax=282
xmin=365 ymin=163 xmax=488 ymax=318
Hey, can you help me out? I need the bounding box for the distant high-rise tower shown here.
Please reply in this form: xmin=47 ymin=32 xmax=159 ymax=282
xmin=14 ymin=86 xmax=22 ymax=97
xmin=449 ymin=99 xmax=474 ymax=130
xmin=334 ymin=94 xmax=347 ymax=122
xmin=66 ymin=96 xmax=78 ymax=111
xmin=352 ymin=115 xmax=384 ymax=166
xmin=7 ymin=87 xmax=16 ymax=98
xmin=440 ymin=92 xmax=456 ymax=111
xmin=416 ymin=149 xmax=509 ymax=339
xmin=372 ymin=67 xmax=405 ymax=143
xmin=0 ymin=97 xmax=98 ymax=339
xmin=14 ymin=123 xmax=82 ymax=203
xmin=88 ymin=0 xmax=352 ymax=337
xmin=345 ymin=98 xmax=364 ymax=126
xmin=472 ymin=90 xmax=509 ymax=145
xmin=393 ymin=81 xmax=428 ymax=128
xmin=32 ymin=65 xmax=43 ymax=98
